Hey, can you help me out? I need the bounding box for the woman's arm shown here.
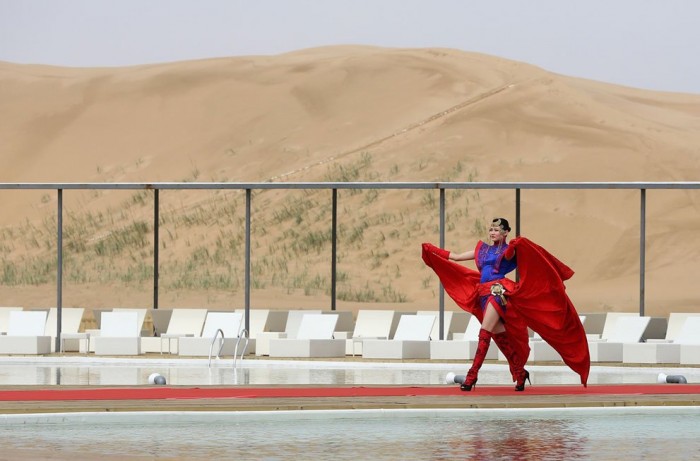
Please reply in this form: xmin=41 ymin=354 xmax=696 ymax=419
xmin=449 ymin=250 xmax=475 ymax=261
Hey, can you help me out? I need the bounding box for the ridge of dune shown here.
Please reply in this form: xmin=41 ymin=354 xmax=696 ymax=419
xmin=1 ymin=46 xmax=700 ymax=314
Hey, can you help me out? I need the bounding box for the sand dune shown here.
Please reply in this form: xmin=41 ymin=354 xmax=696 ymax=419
xmin=1 ymin=46 xmax=700 ymax=316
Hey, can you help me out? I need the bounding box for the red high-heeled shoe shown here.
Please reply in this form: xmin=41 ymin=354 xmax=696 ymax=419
xmin=460 ymin=378 xmax=477 ymax=391
xmin=515 ymin=370 xmax=531 ymax=391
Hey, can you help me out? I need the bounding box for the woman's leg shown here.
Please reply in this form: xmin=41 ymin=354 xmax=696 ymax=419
xmin=482 ymin=312 xmax=516 ymax=378
xmin=486 ymin=314 xmax=530 ymax=390
xmin=467 ymin=301 xmax=530 ymax=391
xmin=462 ymin=302 xmax=501 ymax=390
xmin=492 ymin=330 xmax=529 ymax=388
xmin=480 ymin=303 xmax=505 ymax=334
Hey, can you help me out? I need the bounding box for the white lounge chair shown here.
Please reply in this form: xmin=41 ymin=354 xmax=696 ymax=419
xmin=643 ymin=317 xmax=669 ymax=341
xmin=0 ymin=310 xmax=51 ymax=354
xmin=679 ymin=317 xmax=700 ymax=365
xmin=255 ymin=309 xmax=321 ymax=356
xmin=326 ymin=310 xmax=355 ymax=338
xmin=113 ymin=308 xmax=150 ymax=335
xmin=595 ymin=312 xmax=638 ymax=341
xmin=267 ymin=310 xmax=290 ymax=333
xmin=588 ymin=315 xmax=651 ymax=362
xmin=148 ymin=308 xmax=173 ymax=337
xmin=234 ymin=308 xmax=279 ymax=355
xmin=343 ymin=309 xmax=400 ymax=355
xmin=417 ymin=310 xmax=469 ymax=340
xmin=268 ymin=313 xmax=345 ymax=358
xmin=157 ymin=308 xmax=208 ymax=354
xmin=44 ymin=307 xmax=88 ymax=353
xmin=93 ymin=311 xmax=141 ymax=355
xmin=89 ymin=308 xmax=112 ymax=330
xmin=579 ymin=312 xmax=607 ymax=338
xmin=362 ymin=314 xmax=436 ymax=359
xmin=178 ymin=311 xmax=244 ymax=356
xmin=90 ymin=308 xmax=148 ymax=353
xmin=0 ymin=307 xmax=23 ymax=335
xmin=430 ymin=315 xmax=498 ymax=360
xmin=622 ymin=313 xmax=700 ymax=364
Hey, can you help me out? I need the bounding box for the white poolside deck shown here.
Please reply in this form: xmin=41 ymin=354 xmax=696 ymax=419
xmin=1 ymin=355 xmax=698 ymax=387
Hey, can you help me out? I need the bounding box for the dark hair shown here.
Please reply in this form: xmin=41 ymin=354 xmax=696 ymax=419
xmin=492 ymin=218 xmax=511 ymax=232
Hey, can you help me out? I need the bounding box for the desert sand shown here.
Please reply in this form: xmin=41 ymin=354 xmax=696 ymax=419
xmin=1 ymin=46 xmax=700 ymax=319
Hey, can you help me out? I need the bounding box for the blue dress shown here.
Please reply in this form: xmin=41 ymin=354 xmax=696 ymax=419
xmin=475 ymin=240 xmax=517 ymax=314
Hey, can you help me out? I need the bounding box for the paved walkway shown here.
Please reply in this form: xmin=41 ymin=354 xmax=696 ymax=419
xmin=1 ymin=384 xmax=699 ymax=414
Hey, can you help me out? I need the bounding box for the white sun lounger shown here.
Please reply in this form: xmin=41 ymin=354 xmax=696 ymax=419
xmin=0 ymin=307 xmax=23 ymax=335
xmin=255 ymin=310 xmax=322 ymax=356
xmin=0 ymin=310 xmax=51 ymax=354
xmin=679 ymin=317 xmax=700 ymax=365
xmin=595 ymin=313 xmax=638 ymax=341
xmin=622 ymin=313 xmax=700 ymax=364
xmin=113 ymin=308 xmax=149 ymax=335
xmin=93 ymin=311 xmax=142 ymax=355
xmin=148 ymin=308 xmax=174 ymax=337
xmin=362 ymin=314 xmax=436 ymax=359
xmin=344 ymin=309 xmax=400 ymax=355
xmin=578 ymin=312 xmax=607 ymax=338
xmin=588 ymin=315 xmax=651 ymax=362
xmin=91 ymin=308 xmax=148 ymax=353
xmin=269 ymin=313 xmax=345 ymax=358
xmin=178 ymin=311 xmax=244 ymax=356
xmin=234 ymin=308 xmax=288 ymax=355
xmin=44 ymin=307 xmax=88 ymax=353
xmin=431 ymin=315 xmax=498 ymax=360
xmin=325 ymin=310 xmax=355 ymax=337
xmin=157 ymin=308 xmax=208 ymax=354
xmin=90 ymin=308 xmax=113 ymax=330
xmin=417 ymin=310 xmax=469 ymax=340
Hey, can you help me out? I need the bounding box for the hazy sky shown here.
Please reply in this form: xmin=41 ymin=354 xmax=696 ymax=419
xmin=1 ymin=0 xmax=699 ymax=94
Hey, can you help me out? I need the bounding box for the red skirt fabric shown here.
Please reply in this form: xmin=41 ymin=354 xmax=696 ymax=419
xmin=422 ymin=238 xmax=590 ymax=386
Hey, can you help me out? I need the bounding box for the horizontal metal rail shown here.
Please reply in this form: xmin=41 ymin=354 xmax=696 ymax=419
xmin=1 ymin=181 xmax=700 ymax=190
xmin=3 ymin=181 xmax=699 ymax=350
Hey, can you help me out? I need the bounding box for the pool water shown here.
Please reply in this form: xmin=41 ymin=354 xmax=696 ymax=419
xmin=1 ymin=407 xmax=698 ymax=460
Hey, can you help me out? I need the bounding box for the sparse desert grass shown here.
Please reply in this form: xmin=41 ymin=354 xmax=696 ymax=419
xmin=0 ymin=156 xmax=483 ymax=303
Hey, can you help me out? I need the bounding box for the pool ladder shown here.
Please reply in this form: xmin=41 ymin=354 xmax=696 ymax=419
xmin=207 ymin=328 xmax=249 ymax=369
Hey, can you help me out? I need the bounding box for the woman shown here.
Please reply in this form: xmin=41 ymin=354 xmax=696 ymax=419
xmin=422 ymin=217 xmax=590 ymax=391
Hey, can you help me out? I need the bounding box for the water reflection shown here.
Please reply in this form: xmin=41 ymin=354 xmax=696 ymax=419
xmin=0 ymin=361 xmax=698 ymax=386
xmin=0 ymin=409 xmax=697 ymax=460
xmin=436 ymin=417 xmax=588 ymax=461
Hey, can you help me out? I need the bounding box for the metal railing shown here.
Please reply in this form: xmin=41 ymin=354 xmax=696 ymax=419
xmin=3 ymin=181 xmax=699 ymax=349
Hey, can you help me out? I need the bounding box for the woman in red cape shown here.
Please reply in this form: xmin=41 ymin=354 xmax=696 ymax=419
xmin=422 ymin=218 xmax=589 ymax=390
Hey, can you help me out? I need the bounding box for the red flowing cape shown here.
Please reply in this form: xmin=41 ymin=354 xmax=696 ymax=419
xmin=422 ymin=238 xmax=590 ymax=386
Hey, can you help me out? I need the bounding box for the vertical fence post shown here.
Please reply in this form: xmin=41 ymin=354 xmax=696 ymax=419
xmin=515 ymin=188 xmax=521 ymax=236
xmin=439 ymin=187 xmax=446 ymax=340
xmin=56 ymin=188 xmax=63 ymax=353
xmin=153 ymin=188 xmax=159 ymax=310
xmin=245 ymin=189 xmax=251 ymax=334
xmin=515 ymin=188 xmax=521 ymax=282
xmin=331 ymin=189 xmax=337 ymax=311
xmin=640 ymin=188 xmax=646 ymax=317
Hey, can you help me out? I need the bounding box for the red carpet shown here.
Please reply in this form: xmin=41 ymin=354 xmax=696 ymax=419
xmin=1 ymin=384 xmax=699 ymax=401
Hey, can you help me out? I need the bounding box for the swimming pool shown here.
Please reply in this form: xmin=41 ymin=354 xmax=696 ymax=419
xmin=1 ymin=407 xmax=699 ymax=460
xmin=0 ymin=356 xmax=698 ymax=386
